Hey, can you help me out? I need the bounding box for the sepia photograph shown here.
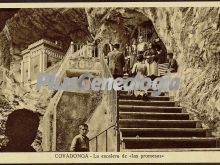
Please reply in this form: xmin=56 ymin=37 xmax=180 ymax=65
xmin=0 ymin=4 xmax=219 ymax=161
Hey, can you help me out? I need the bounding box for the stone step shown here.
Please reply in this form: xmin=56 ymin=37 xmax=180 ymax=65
xmin=121 ymin=148 xmax=220 ymax=152
xmin=120 ymin=128 xmax=207 ymax=137
xmin=119 ymin=105 xmax=182 ymax=113
xmin=122 ymin=75 xmax=162 ymax=79
xmin=119 ymin=94 xmax=170 ymax=101
xmin=118 ymin=90 xmax=165 ymax=96
xmin=119 ymin=119 xmax=198 ymax=128
xmin=119 ymin=100 xmax=175 ymax=107
xmin=119 ymin=112 xmax=189 ymax=120
xmin=122 ymin=137 xmax=218 ymax=149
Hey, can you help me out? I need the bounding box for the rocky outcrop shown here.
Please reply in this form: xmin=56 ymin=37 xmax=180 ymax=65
xmin=86 ymin=8 xmax=151 ymax=46
xmin=142 ymin=7 xmax=220 ymax=136
xmin=0 ymin=68 xmax=51 ymax=151
xmin=0 ymin=9 xmax=19 ymax=31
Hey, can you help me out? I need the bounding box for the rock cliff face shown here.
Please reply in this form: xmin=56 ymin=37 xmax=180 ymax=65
xmin=0 ymin=8 xmax=91 ymax=68
xmin=141 ymin=8 xmax=220 ymax=136
xmin=0 ymin=68 xmax=50 ymax=151
xmin=0 ymin=9 xmax=19 ymax=32
xmin=0 ymin=7 xmax=219 ymax=150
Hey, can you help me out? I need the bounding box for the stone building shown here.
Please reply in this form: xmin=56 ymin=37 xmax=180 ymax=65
xmin=20 ymin=39 xmax=65 ymax=85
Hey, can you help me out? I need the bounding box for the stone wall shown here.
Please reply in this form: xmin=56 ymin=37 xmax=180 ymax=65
xmin=86 ymin=93 xmax=117 ymax=152
xmin=30 ymin=54 xmax=41 ymax=81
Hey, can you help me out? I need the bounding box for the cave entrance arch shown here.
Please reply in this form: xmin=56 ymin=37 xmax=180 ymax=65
xmin=131 ymin=20 xmax=156 ymax=43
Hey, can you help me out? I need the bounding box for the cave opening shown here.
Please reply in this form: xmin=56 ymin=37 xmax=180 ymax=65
xmin=127 ymin=20 xmax=168 ymax=64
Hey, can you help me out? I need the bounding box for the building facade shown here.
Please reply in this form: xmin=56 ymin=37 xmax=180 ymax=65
xmin=20 ymin=39 xmax=65 ymax=85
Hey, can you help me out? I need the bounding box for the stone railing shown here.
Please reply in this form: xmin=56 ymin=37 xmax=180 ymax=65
xmin=99 ymin=44 xmax=118 ymax=126
xmin=55 ymin=42 xmax=92 ymax=78
xmin=72 ymin=42 xmax=98 ymax=58
xmin=44 ymin=61 xmax=62 ymax=73
xmin=42 ymin=42 xmax=75 ymax=151
xmin=42 ymin=90 xmax=63 ymax=151
xmin=89 ymin=44 xmax=119 ymax=152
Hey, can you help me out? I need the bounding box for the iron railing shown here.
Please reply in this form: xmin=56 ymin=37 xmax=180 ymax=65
xmin=89 ymin=125 xmax=115 ymax=152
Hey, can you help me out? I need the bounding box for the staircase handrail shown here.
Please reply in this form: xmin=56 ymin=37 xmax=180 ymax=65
xmin=89 ymin=43 xmax=119 ymax=152
xmin=43 ymin=42 xmax=86 ymax=151
xmin=55 ymin=43 xmax=86 ymax=79
xmin=89 ymin=125 xmax=115 ymax=141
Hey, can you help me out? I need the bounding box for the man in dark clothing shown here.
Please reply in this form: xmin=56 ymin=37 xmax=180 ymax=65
xmin=167 ymin=52 xmax=178 ymax=73
xmin=107 ymin=43 xmax=125 ymax=78
xmin=70 ymin=123 xmax=90 ymax=152
xmin=153 ymin=38 xmax=167 ymax=64
xmin=0 ymin=109 xmax=40 ymax=152
xmin=102 ymin=42 xmax=112 ymax=57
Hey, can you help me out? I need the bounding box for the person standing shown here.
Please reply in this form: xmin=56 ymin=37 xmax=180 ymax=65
xmin=167 ymin=52 xmax=178 ymax=73
xmin=124 ymin=44 xmax=131 ymax=75
xmin=129 ymin=38 xmax=138 ymax=71
xmin=153 ymin=38 xmax=167 ymax=64
xmin=102 ymin=41 xmax=112 ymax=57
xmin=107 ymin=43 xmax=125 ymax=78
xmin=137 ymin=35 xmax=148 ymax=56
xmin=144 ymin=43 xmax=159 ymax=77
xmin=70 ymin=123 xmax=90 ymax=152
xmin=131 ymin=54 xmax=149 ymax=100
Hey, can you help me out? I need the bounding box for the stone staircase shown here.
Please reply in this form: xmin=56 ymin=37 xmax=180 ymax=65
xmin=118 ymin=90 xmax=220 ymax=151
